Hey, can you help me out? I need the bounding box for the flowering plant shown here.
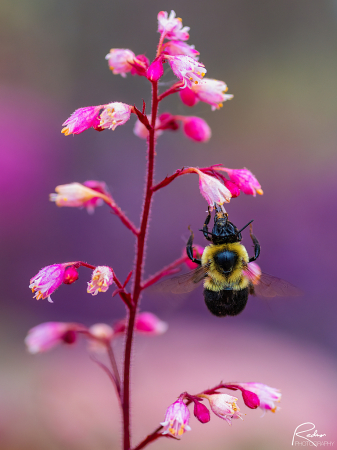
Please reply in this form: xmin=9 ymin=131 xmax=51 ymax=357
xmin=26 ymin=10 xmax=279 ymax=450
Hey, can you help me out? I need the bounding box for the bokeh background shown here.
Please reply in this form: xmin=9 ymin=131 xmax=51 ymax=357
xmin=1 ymin=0 xmax=337 ymax=449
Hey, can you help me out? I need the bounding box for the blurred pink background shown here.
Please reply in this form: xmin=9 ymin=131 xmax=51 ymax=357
xmin=1 ymin=1 xmax=337 ymax=449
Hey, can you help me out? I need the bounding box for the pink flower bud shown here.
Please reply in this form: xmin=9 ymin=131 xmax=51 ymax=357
xmin=63 ymin=267 xmax=79 ymax=285
xmin=223 ymin=178 xmax=241 ymax=198
xmin=146 ymin=57 xmax=164 ymax=81
xmin=193 ymin=401 xmax=210 ymax=424
xmin=189 ymin=78 xmax=233 ymax=111
xmin=135 ymin=312 xmax=168 ymax=335
xmin=243 ymin=262 xmax=262 ymax=285
xmin=200 ymin=394 xmax=243 ymax=425
xmin=61 ymin=105 xmax=103 ymax=136
xmin=166 ymin=55 xmax=206 ymax=88
xmin=230 ymin=383 xmax=281 ymax=413
xmin=180 ymin=116 xmax=211 ymax=142
xmin=179 ymin=87 xmax=199 ymax=107
xmin=50 ymin=182 xmax=110 ymax=209
xmin=130 ymin=54 xmax=150 ymax=76
xmin=99 ymin=102 xmax=133 ymax=131
xmin=183 ymin=245 xmax=204 ymax=269
xmin=29 ymin=263 xmax=69 ymax=302
xmin=157 ymin=11 xmax=190 ymax=41
xmin=157 ymin=113 xmax=180 ymax=131
xmin=25 ymin=322 xmax=81 ymax=353
xmin=224 ymin=168 xmax=263 ymax=196
xmin=160 ymin=398 xmax=191 ymax=437
xmin=162 ymin=40 xmax=199 ymax=59
xmin=87 ymin=266 xmax=114 ymax=296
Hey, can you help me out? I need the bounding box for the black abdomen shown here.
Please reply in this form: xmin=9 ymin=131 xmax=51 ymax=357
xmin=203 ymin=287 xmax=249 ymax=317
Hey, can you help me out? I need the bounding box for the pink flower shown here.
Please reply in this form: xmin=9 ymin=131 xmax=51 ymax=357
xmin=180 ymin=78 xmax=233 ymax=111
xmin=232 ymin=383 xmax=281 ymax=413
xmin=157 ymin=10 xmax=190 ymax=41
xmin=166 ymin=55 xmax=206 ymax=88
xmin=29 ymin=264 xmax=69 ymax=302
xmin=82 ymin=180 xmax=111 ymax=214
xmin=62 ymin=267 xmax=79 ymax=285
xmin=223 ymin=168 xmax=263 ymax=196
xmin=106 ymin=48 xmax=135 ymax=77
xmin=183 ymin=244 xmax=204 ymax=269
xmin=200 ymin=394 xmax=243 ymax=425
xmin=133 ymin=115 xmax=163 ymax=139
xmin=50 ymin=182 xmax=110 ymax=208
xmin=25 ymin=322 xmax=80 ymax=353
xmin=88 ymin=323 xmax=114 ymax=352
xmin=99 ymin=102 xmax=133 ymax=131
xmin=113 ymin=312 xmax=168 ymax=336
xmin=87 ymin=266 xmax=114 ymax=296
xmin=160 ymin=398 xmax=191 ymax=437
xmin=243 ymin=262 xmax=262 ymax=285
xmin=195 ymin=169 xmax=232 ymax=207
xmin=162 ymin=40 xmax=199 ymax=59
xmin=146 ymin=57 xmax=164 ymax=81
xmin=178 ymin=116 xmax=211 ymax=142
xmin=61 ymin=105 xmax=103 ymax=136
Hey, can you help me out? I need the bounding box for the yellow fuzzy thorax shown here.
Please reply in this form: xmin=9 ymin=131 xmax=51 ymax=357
xmin=201 ymin=242 xmax=249 ymax=292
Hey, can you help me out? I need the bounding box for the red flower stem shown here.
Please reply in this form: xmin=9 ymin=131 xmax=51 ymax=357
xmin=157 ymin=81 xmax=184 ymax=102
xmin=90 ymin=355 xmax=121 ymax=404
xmin=106 ymin=342 xmax=121 ymax=396
xmin=122 ymin=80 xmax=159 ymax=450
xmin=151 ymin=167 xmax=193 ymax=192
xmin=141 ymin=255 xmax=188 ymax=290
xmin=106 ymin=200 xmax=139 ymax=236
xmin=156 ymin=31 xmax=166 ymax=57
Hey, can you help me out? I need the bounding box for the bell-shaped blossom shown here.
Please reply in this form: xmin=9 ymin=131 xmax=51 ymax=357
xmin=30 ymin=263 xmax=70 ymax=302
xmin=82 ymin=180 xmax=110 ymax=214
xmin=193 ymin=401 xmax=211 ymax=424
xmin=61 ymin=105 xmax=104 ymax=136
xmin=232 ymin=383 xmax=281 ymax=412
xmin=133 ymin=115 xmax=163 ymax=139
xmin=162 ymin=40 xmax=199 ymax=59
xmin=87 ymin=266 xmax=114 ymax=296
xmin=99 ymin=102 xmax=133 ymax=131
xmin=62 ymin=267 xmax=79 ymax=285
xmin=223 ymin=168 xmax=263 ymax=196
xmin=114 ymin=312 xmax=168 ymax=336
xmin=195 ymin=169 xmax=232 ymax=207
xmin=105 ymin=48 xmax=149 ymax=77
xmin=161 ymin=398 xmax=191 ymax=437
xmin=146 ymin=57 xmax=164 ymax=81
xmin=179 ymin=116 xmax=211 ymax=142
xmin=243 ymin=262 xmax=262 ymax=285
xmin=166 ymin=55 xmax=206 ymax=88
xmin=183 ymin=244 xmax=204 ymax=270
xmin=25 ymin=322 xmax=80 ymax=354
xmin=50 ymin=182 xmax=110 ymax=208
xmin=201 ymin=394 xmax=243 ymax=425
xmin=88 ymin=323 xmax=114 ymax=352
xmin=157 ymin=10 xmax=190 ymax=41
xmin=180 ymin=78 xmax=233 ymax=111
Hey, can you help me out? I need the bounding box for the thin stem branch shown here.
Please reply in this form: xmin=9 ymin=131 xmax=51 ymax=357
xmin=122 ymin=80 xmax=159 ymax=450
xmin=157 ymin=82 xmax=184 ymax=102
xmin=106 ymin=200 xmax=139 ymax=236
xmin=141 ymin=255 xmax=188 ymax=290
xmin=106 ymin=342 xmax=121 ymax=396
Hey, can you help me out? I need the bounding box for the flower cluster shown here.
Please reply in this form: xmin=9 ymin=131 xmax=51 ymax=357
xmin=160 ymin=382 xmax=281 ymax=438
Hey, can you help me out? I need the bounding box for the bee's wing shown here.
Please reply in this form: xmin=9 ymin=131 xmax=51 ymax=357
xmin=251 ymin=271 xmax=303 ymax=298
xmin=155 ymin=265 xmax=209 ymax=294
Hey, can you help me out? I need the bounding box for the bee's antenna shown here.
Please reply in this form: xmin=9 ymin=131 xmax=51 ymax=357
xmin=236 ymin=220 xmax=254 ymax=235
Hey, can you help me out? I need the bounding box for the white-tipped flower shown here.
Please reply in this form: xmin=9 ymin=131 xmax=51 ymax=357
xmin=196 ymin=169 xmax=232 ymax=206
xmin=99 ymin=102 xmax=133 ymax=131
xmin=200 ymin=393 xmax=243 ymax=425
xmin=166 ymin=55 xmax=206 ymax=88
xmin=87 ymin=266 xmax=114 ymax=296
xmin=50 ymin=182 xmax=110 ymax=208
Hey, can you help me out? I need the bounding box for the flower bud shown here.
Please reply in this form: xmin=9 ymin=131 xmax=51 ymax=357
xmin=193 ymin=401 xmax=210 ymax=424
xmin=146 ymin=58 xmax=164 ymax=81
xmin=135 ymin=312 xmax=168 ymax=335
xmin=181 ymin=116 xmax=211 ymax=142
xmin=63 ymin=267 xmax=79 ymax=285
xmin=179 ymin=87 xmax=199 ymax=107
xmin=25 ymin=322 xmax=81 ymax=353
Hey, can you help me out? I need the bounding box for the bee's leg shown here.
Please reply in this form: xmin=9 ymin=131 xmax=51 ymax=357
xmin=202 ymin=207 xmax=213 ymax=242
xmin=248 ymin=224 xmax=260 ymax=262
xmin=186 ymin=227 xmax=202 ymax=265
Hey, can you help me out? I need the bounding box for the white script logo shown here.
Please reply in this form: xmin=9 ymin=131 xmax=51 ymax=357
xmin=292 ymin=423 xmax=334 ymax=447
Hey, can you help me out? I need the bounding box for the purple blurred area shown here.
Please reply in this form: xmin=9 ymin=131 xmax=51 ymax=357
xmin=1 ymin=0 xmax=337 ymax=448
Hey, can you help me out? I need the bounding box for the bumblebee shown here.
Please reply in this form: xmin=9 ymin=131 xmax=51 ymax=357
xmin=160 ymin=205 xmax=301 ymax=317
